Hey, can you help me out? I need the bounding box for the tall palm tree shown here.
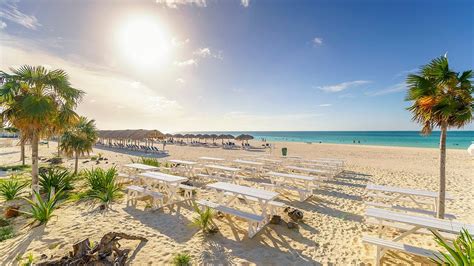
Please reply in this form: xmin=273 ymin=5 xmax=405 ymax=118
xmin=0 ymin=66 xmax=83 ymax=195
xmin=405 ymin=56 xmax=473 ymax=219
xmin=60 ymin=116 xmax=98 ymax=174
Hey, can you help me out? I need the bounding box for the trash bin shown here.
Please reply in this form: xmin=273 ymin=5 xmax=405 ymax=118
xmin=282 ymin=147 xmax=287 ymax=156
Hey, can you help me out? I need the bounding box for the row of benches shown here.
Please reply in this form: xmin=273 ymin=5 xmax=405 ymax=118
xmin=362 ymin=192 xmax=457 ymax=264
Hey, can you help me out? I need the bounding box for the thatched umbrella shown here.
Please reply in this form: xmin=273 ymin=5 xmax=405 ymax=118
xmin=235 ymin=134 xmax=254 ymax=143
xmin=184 ymin=133 xmax=195 ymax=142
xmin=202 ymin=134 xmax=210 ymax=143
xmin=210 ymin=134 xmax=218 ymax=144
xmin=174 ymin=133 xmax=184 ymax=139
xmin=218 ymin=134 xmax=227 ymax=144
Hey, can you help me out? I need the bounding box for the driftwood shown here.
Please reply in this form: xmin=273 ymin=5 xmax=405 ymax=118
xmin=37 ymin=232 xmax=147 ymax=266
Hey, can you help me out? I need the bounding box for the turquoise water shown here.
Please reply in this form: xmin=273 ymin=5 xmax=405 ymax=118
xmin=190 ymin=131 xmax=474 ymax=149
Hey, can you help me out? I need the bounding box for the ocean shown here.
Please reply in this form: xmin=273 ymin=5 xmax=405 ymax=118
xmin=189 ymin=131 xmax=474 ymax=150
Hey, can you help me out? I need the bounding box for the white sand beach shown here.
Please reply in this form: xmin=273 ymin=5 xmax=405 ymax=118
xmin=1 ymin=139 xmax=472 ymax=265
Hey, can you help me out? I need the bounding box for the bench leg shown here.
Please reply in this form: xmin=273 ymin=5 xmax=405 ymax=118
xmin=375 ymin=246 xmax=382 ymax=266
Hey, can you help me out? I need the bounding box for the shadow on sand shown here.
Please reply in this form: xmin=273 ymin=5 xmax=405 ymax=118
xmin=94 ymin=146 xmax=169 ymax=158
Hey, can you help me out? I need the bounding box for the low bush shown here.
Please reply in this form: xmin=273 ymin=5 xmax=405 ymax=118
xmin=0 ymin=164 xmax=30 ymax=172
xmin=83 ymin=167 xmax=121 ymax=209
xmin=432 ymin=228 xmax=473 ymax=265
xmin=0 ymin=225 xmax=14 ymax=242
xmin=0 ymin=179 xmax=28 ymax=201
xmin=131 ymin=157 xmax=161 ymax=167
xmin=39 ymin=168 xmax=74 ymax=197
xmin=191 ymin=202 xmax=215 ymax=233
xmin=24 ymin=190 xmax=63 ymax=226
xmin=173 ymin=252 xmax=191 ymax=266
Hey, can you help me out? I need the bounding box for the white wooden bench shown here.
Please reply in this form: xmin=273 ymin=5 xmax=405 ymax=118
xmin=362 ymin=235 xmax=441 ymax=265
xmin=365 ymin=217 xmax=457 ymax=240
xmin=365 ymin=201 xmax=457 ymax=219
xmin=197 ymin=173 xmax=233 ymax=183
xmin=365 ymin=192 xmax=432 ymax=205
xmin=178 ymin=184 xmax=197 ymax=199
xmin=223 ymin=192 xmax=286 ymax=215
xmin=126 ymin=185 xmax=164 ymax=210
xmin=196 ymin=199 xmax=265 ymax=238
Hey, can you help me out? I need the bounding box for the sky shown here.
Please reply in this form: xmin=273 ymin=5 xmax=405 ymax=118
xmin=0 ymin=0 xmax=473 ymax=132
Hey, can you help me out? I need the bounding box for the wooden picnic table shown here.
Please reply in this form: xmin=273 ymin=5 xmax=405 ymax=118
xmin=366 ymin=207 xmax=474 ymax=236
xmin=198 ymin=156 xmax=225 ymax=162
xmin=364 ymin=207 xmax=474 ymax=264
xmin=207 ymin=181 xmax=279 ymax=217
xmin=169 ymin=159 xmax=198 ymax=177
xmin=139 ymin=172 xmax=188 ymax=205
xmin=124 ymin=163 xmax=159 ymax=171
xmin=266 ymin=171 xmax=321 ymax=201
xmin=234 ymin=159 xmax=264 ymax=166
xmin=366 ymin=183 xmax=454 ymax=212
xmin=256 ymin=158 xmax=282 ymax=163
xmin=203 ymin=164 xmax=241 ymax=183
xmin=286 ymin=165 xmax=333 ymax=177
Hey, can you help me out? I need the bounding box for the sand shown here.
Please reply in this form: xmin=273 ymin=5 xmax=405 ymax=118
xmin=0 ymin=139 xmax=473 ymax=265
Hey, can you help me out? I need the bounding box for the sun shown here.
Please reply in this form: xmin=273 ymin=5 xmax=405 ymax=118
xmin=117 ymin=16 xmax=171 ymax=68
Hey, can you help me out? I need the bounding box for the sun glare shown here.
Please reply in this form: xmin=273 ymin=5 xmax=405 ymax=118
xmin=117 ymin=16 xmax=171 ymax=68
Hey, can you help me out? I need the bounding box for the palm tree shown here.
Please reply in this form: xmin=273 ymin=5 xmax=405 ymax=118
xmin=405 ymin=56 xmax=473 ymax=219
xmin=60 ymin=116 xmax=98 ymax=174
xmin=0 ymin=66 xmax=83 ymax=195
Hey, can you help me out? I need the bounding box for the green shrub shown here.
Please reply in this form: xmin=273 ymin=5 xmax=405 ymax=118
xmin=83 ymin=167 xmax=121 ymax=209
xmin=24 ymin=190 xmax=63 ymax=225
xmin=173 ymin=252 xmax=191 ymax=266
xmin=0 ymin=179 xmax=28 ymax=201
xmin=131 ymin=157 xmax=161 ymax=167
xmin=191 ymin=202 xmax=215 ymax=233
xmin=432 ymin=228 xmax=474 ymax=265
xmin=0 ymin=225 xmax=14 ymax=242
xmin=0 ymin=164 xmax=30 ymax=172
xmin=39 ymin=168 xmax=74 ymax=197
xmin=0 ymin=217 xmax=9 ymax=227
xmin=90 ymin=156 xmax=98 ymax=161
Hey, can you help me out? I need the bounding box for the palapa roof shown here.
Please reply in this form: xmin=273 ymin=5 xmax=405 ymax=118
xmin=235 ymin=134 xmax=254 ymax=141
xmin=97 ymin=129 xmax=165 ymax=140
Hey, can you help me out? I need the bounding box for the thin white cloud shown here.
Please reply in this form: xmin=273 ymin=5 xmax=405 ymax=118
xmin=0 ymin=1 xmax=40 ymax=30
xmin=193 ymin=47 xmax=223 ymax=59
xmin=393 ymin=68 xmax=418 ymax=79
xmin=366 ymin=83 xmax=407 ymax=96
xmin=176 ymin=78 xmax=185 ymax=84
xmin=313 ymin=37 xmax=323 ymax=46
xmin=156 ymin=0 xmax=250 ymax=8
xmin=0 ymin=21 xmax=6 ymax=29
xmin=174 ymin=59 xmax=197 ymax=67
xmin=156 ymin=0 xmax=207 ymax=8
xmin=318 ymin=104 xmax=332 ymax=107
xmin=194 ymin=48 xmax=211 ymax=57
xmin=317 ymin=80 xmax=371 ymax=93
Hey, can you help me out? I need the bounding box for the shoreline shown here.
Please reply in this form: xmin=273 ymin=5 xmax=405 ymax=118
xmin=255 ymin=139 xmax=470 ymax=152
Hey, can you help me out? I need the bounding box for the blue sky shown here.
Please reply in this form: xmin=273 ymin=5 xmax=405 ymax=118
xmin=0 ymin=0 xmax=473 ymax=131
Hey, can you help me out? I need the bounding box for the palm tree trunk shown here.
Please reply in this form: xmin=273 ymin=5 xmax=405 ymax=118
xmin=31 ymin=132 xmax=39 ymax=198
xmin=437 ymin=122 xmax=448 ymax=219
xmin=74 ymin=150 xmax=79 ymax=174
xmin=20 ymin=138 xmax=25 ymax=165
